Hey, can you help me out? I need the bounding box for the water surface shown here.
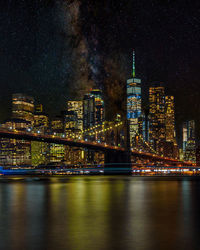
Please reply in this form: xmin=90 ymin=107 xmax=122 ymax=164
xmin=0 ymin=176 xmax=200 ymax=250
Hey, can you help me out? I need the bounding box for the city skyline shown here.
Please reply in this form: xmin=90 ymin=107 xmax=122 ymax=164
xmin=0 ymin=58 xmax=197 ymax=166
xmin=1 ymin=2 xmax=200 ymax=250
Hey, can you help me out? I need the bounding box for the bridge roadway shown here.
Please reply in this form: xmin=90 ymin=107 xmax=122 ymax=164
xmin=0 ymin=129 xmax=194 ymax=166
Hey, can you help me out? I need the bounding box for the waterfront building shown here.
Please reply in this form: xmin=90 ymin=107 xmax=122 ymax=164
xmin=182 ymin=120 xmax=195 ymax=151
xmin=83 ymin=93 xmax=95 ymax=130
xmin=67 ymin=101 xmax=83 ymax=131
xmin=12 ymin=93 xmax=34 ymax=124
xmin=83 ymin=89 xmax=104 ymax=130
xmin=31 ymin=104 xmax=49 ymax=166
xmin=182 ymin=120 xmax=196 ymax=162
xmin=184 ymin=139 xmax=196 ymax=162
xmin=31 ymin=141 xmax=49 ymax=166
xmin=62 ymin=110 xmax=82 ymax=139
xmin=49 ymin=116 xmax=65 ymax=163
xmin=196 ymin=145 xmax=200 ymax=166
xmin=0 ymin=119 xmax=31 ymax=166
xmin=51 ymin=116 xmax=64 ymax=134
xmin=138 ymin=110 xmax=150 ymax=142
xmin=149 ymin=85 xmax=165 ymax=151
xmin=33 ymin=104 xmax=48 ymax=134
xmin=127 ymin=50 xmax=142 ymax=147
xmin=90 ymin=89 xmax=105 ymax=125
xmin=83 ymin=89 xmax=104 ymax=142
xmin=165 ymin=96 xmax=175 ymax=142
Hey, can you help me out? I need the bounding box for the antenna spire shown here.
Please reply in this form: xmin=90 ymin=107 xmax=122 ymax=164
xmin=132 ymin=50 xmax=135 ymax=78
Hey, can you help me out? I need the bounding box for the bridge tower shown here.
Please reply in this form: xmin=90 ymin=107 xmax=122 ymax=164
xmin=104 ymin=119 xmax=132 ymax=174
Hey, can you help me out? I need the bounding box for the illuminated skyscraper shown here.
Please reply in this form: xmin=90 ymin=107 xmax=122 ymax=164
xmin=182 ymin=120 xmax=196 ymax=162
xmin=50 ymin=116 xmax=64 ymax=163
xmin=90 ymin=89 xmax=105 ymax=125
xmin=31 ymin=104 xmax=49 ymax=166
xmin=182 ymin=120 xmax=195 ymax=151
xmin=67 ymin=101 xmax=83 ymax=131
xmin=12 ymin=93 xmax=34 ymax=123
xmin=139 ymin=110 xmax=150 ymax=143
xmin=165 ymin=96 xmax=175 ymax=142
xmin=83 ymin=89 xmax=104 ymax=130
xmin=0 ymin=119 xmax=31 ymax=166
xmin=62 ymin=110 xmax=82 ymax=139
xmin=127 ymin=50 xmax=142 ymax=147
xmin=83 ymin=94 xmax=95 ymax=130
xmin=149 ymin=86 xmax=165 ymax=150
xmin=33 ymin=104 xmax=48 ymax=134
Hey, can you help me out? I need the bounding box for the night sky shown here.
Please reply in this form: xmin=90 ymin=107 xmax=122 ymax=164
xmin=1 ymin=0 xmax=200 ymax=139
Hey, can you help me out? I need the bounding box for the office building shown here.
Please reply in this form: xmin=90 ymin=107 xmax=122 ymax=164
xmin=67 ymin=101 xmax=83 ymax=131
xmin=165 ymin=96 xmax=175 ymax=142
xmin=149 ymin=85 xmax=165 ymax=150
xmin=90 ymin=89 xmax=105 ymax=125
xmin=12 ymin=93 xmax=34 ymax=124
xmin=33 ymin=104 xmax=48 ymax=134
xmin=49 ymin=116 xmax=64 ymax=163
xmin=182 ymin=120 xmax=196 ymax=162
xmin=62 ymin=110 xmax=82 ymax=139
xmin=0 ymin=119 xmax=31 ymax=166
xmin=83 ymin=89 xmax=104 ymax=130
xmin=127 ymin=50 xmax=142 ymax=147
xmin=31 ymin=104 xmax=49 ymax=166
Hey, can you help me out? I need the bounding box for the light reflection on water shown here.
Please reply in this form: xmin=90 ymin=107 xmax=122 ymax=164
xmin=0 ymin=176 xmax=200 ymax=250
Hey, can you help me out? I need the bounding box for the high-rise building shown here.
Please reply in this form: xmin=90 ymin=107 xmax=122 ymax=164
xmin=12 ymin=93 xmax=34 ymax=124
xmin=31 ymin=104 xmax=49 ymax=166
xmin=33 ymin=104 xmax=48 ymax=134
xmin=138 ymin=110 xmax=150 ymax=143
xmin=182 ymin=120 xmax=195 ymax=151
xmin=51 ymin=116 xmax=64 ymax=134
xmin=149 ymin=86 xmax=165 ymax=150
xmin=62 ymin=110 xmax=82 ymax=139
xmin=0 ymin=119 xmax=31 ymax=166
xmin=90 ymin=89 xmax=105 ymax=125
xmin=165 ymin=96 xmax=175 ymax=142
xmin=83 ymin=89 xmax=104 ymax=130
xmin=182 ymin=120 xmax=196 ymax=162
xmin=49 ymin=116 xmax=64 ymax=163
xmin=67 ymin=101 xmax=83 ymax=131
xmin=63 ymin=111 xmax=78 ymax=130
xmin=83 ymin=94 xmax=95 ymax=130
xmin=127 ymin=50 xmax=142 ymax=147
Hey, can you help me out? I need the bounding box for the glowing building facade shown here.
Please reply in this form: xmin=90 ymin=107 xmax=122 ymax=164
xmin=83 ymin=94 xmax=95 ymax=130
xmin=182 ymin=120 xmax=196 ymax=162
xmin=67 ymin=101 xmax=83 ymax=131
xmin=182 ymin=120 xmax=195 ymax=151
xmin=0 ymin=119 xmax=31 ymax=166
xmin=90 ymin=89 xmax=105 ymax=125
xmin=62 ymin=110 xmax=82 ymax=139
xmin=12 ymin=93 xmax=34 ymax=124
xmin=49 ymin=116 xmax=65 ymax=163
xmin=83 ymin=89 xmax=104 ymax=130
xmin=31 ymin=104 xmax=49 ymax=166
xmin=127 ymin=51 xmax=142 ymax=147
xmin=165 ymin=96 xmax=175 ymax=142
xmin=33 ymin=104 xmax=48 ymax=134
xmin=149 ymin=86 xmax=165 ymax=150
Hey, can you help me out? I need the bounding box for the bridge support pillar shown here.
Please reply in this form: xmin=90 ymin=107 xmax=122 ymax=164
xmin=104 ymin=150 xmax=132 ymax=175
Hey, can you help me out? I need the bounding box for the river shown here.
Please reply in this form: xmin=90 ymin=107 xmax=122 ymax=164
xmin=0 ymin=176 xmax=200 ymax=250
